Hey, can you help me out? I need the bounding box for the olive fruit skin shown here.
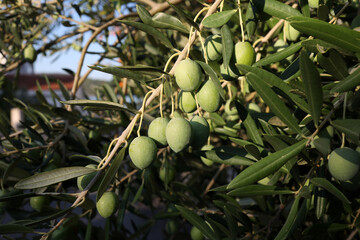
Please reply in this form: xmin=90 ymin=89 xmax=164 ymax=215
xmin=24 ymin=44 xmax=37 ymax=63
xmin=196 ymin=80 xmax=222 ymax=113
xmin=96 ymin=192 xmax=119 ymax=218
xmin=129 ymin=136 xmax=157 ymax=169
xmin=204 ymin=34 xmax=222 ymax=61
xmin=190 ymin=115 xmax=210 ymax=148
xmin=308 ymin=0 xmax=319 ymax=8
xmin=328 ymin=147 xmax=360 ymax=181
xmin=234 ymin=42 xmax=255 ymax=66
xmin=200 ymin=145 xmax=214 ymax=166
xmin=178 ymin=91 xmax=196 ymax=113
xmin=148 ymin=117 xmax=170 ymax=147
xmin=166 ymin=117 xmax=192 ymax=153
xmin=30 ymin=196 xmax=50 ymax=212
xmin=220 ymin=62 xmax=240 ymax=81
xmin=174 ymin=59 xmax=203 ymax=92
xmin=159 ymin=165 xmax=176 ymax=184
xmin=190 ymin=226 xmax=204 ymax=240
xmin=77 ymin=164 xmax=99 ymax=192
xmin=285 ymin=21 xmax=300 ymax=42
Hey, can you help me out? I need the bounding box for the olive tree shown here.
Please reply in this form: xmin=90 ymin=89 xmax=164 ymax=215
xmin=1 ymin=0 xmax=360 ymax=239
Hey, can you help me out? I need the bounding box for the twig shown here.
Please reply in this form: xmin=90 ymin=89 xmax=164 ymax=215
xmin=57 ymin=14 xmax=98 ymax=31
xmin=202 ymin=164 xmax=226 ymax=197
xmin=346 ymin=227 xmax=359 ymax=240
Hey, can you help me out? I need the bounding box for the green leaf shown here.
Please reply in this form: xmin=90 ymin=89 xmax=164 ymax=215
xmin=235 ymin=100 xmax=263 ymax=145
xmin=331 ymin=67 xmax=360 ymax=93
xmin=202 ymin=10 xmax=237 ymax=28
xmin=287 ymin=16 xmax=360 ymax=53
xmin=165 ymin=0 xmax=199 ymax=31
xmin=227 ymin=139 xmax=306 ymax=190
xmin=245 ymin=72 xmax=302 ymax=134
xmin=97 ymin=145 xmax=127 ymax=201
xmin=228 ymin=184 xmax=294 ymax=197
xmin=90 ymin=66 xmax=147 ymax=83
xmin=253 ymin=41 xmax=302 ymax=67
xmin=175 ymin=205 xmax=219 ymax=240
xmin=221 ymin=24 xmax=233 ymax=69
xmin=196 ymin=60 xmax=225 ymax=100
xmin=331 ymin=119 xmax=360 ymax=145
xmin=62 ymin=99 xmax=136 ymax=114
xmin=224 ymin=206 xmax=237 ymax=240
xmin=236 ymin=64 xmax=310 ymax=113
xmin=310 ymin=177 xmax=352 ymax=213
xmin=299 ymin=50 xmax=323 ymax=127
xmin=245 ymin=1 xmax=257 ymax=39
xmin=0 ymin=224 xmax=35 ymax=234
xmin=274 ymin=197 xmax=301 ymax=240
xmin=195 ymin=149 xmax=255 ymax=166
xmin=229 ymin=137 xmax=265 ymax=153
xmin=56 ymin=79 xmax=71 ymax=101
xmin=253 ymin=0 xmax=302 ymax=19
xmin=118 ymin=20 xmax=173 ymax=49
xmin=15 ymin=167 xmax=97 ymax=189
xmin=317 ymin=49 xmax=349 ymax=80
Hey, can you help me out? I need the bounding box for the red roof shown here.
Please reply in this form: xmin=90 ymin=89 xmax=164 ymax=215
xmin=9 ymin=74 xmax=74 ymax=91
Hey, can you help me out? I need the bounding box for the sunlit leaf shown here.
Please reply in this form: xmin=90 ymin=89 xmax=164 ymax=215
xmin=202 ymin=10 xmax=237 ymax=28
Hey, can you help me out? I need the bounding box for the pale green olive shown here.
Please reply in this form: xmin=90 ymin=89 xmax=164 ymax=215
xmin=328 ymin=147 xmax=360 ymax=181
xmin=178 ymin=91 xmax=196 ymax=113
xmin=174 ymin=59 xmax=203 ymax=92
xmin=166 ymin=117 xmax=192 ymax=153
xmin=129 ymin=136 xmax=157 ymax=169
xmin=204 ymin=34 xmax=222 ymax=61
xmin=148 ymin=117 xmax=170 ymax=147
xmin=196 ymin=80 xmax=222 ymax=113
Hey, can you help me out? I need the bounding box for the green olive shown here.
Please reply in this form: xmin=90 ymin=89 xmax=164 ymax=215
xmin=328 ymin=147 xmax=360 ymax=181
xmin=129 ymin=136 xmax=157 ymax=169
xmin=174 ymin=59 xmax=203 ymax=92
xmin=148 ymin=117 xmax=170 ymax=147
xmin=24 ymin=44 xmax=37 ymax=63
xmin=190 ymin=226 xmax=204 ymax=240
xmin=96 ymin=192 xmax=119 ymax=218
xmin=178 ymin=91 xmax=197 ymax=113
xmin=204 ymin=34 xmax=222 ymax=61
xmin=77 ymin=164 xmax=100 ymax=192
xmin=165 ymin=220 xmax=179 ymax=234
xmin=190 ymin=115 xmax=210 ymax=148
xmin=200 ymin=144 xmax=214 ymax=166
xmin=234 ymin=42 xmax=255 ymax=66
xmin=159 ymin=165 xmax=176 ymax=184
xmin=166 ymin=117 xmax=192 ymax=153
xmin=30 ymin=196 xmax=50 ymax=212
xmin=308 ymin=0 xmax=319 ymax=8
xmin=220 ymin=62 xmax=240 ymax=81
xmin=196 ymin=80 xmax=222 ymax=113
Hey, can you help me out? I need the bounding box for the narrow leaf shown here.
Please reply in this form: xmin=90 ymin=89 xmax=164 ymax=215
xmin=227 ymin=139 xmax=306 ymax=190
xmin=97 ymin=146 xmax=127 ymax=201
xmin=202 ymin=10 xmax=237 ymax=28
xmin=331 ymin=67 xmax=360 ymax=93
xmin=317 ymin=49 xmax=349 ymax=80
xmin=311 ymin=177 xmax=352 ymax=213
xmin=299 ymin=50 xmax=323 ymax=127
xmin=224 ymin=206 xmax=237 ymax=240
xmin=165 ymin=0 xmax=200 ymax=31
xmin=253 ymin=0 xmax=302 ymax=19
xmin=151 ymin=12 xmax=189 ymax=33
xmin=331 ymin=119 xmax=360 ymax=145
xmin=235 ymin=100 xmax=263 ymax=145
xmin=195 ymin=149 xmax=255 ymax=165
xmin=253 ymin=41 xmax=302 ymax=67
xmin=0 ymin=224 xmax=35 ymax=234
xmin=15 ymin=167 xmax=97 ymax=189
xmin=118 ymin=20 xmax=173 ymax=48
xmin=221 ymin=24 xmax=233 ymax=69
xmin=245 ymin=1 xmax=257 ymax=39
xmin=236 ymin=64 xmax=310 ymax=113
xmin=89 ymin=66 xmax=147 ymax=83
xmin=245 ymin=73 xmax=302 ymax=134
xmin=274 ymin=197 xmax=300 ymax=240
xmin=228 ymin=184 xmax=294 ymax=197
xmin=62 ymin=99 xmax=136 ymax=114
xmin=175 ymin=205 xmax=218 ymax=240
xmin=196 ymin=60 xmax=225 ymax=100
xmin=288 ymin=16 xmax=360 ymax=53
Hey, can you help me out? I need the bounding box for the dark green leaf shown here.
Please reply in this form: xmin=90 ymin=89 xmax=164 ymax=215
xmin=245 ymin=72 xmax=302 ymax=134
xmin=118 ymin=20 xmax=173 ymax=48
xmin=245 ymin=1 xmax=257 ymax=39
xmin=221 ymin=24 xmax=233 ymax=69
xmin=15 ymin=167 xmax=97 ymax=189
xmin=202 ymin=10 xmax=237 ymax=28
xmin=0 ymin=224 xmax=35 ymax=234
xmin=299 ymin=50 xmax=323 ymax=127
xmin=195 ymin=149 xmax=255 ymax=166
xmin=253 ymin=0 xmax=302 ymax=19
xmin=165 ymin=0 xmax=199 ymax=31
xmin=224 ymin=206 xmax=237 ymax=240
xmin=331 ymin=67 xmax=360 ymax=93
xmin=317 ymin=49 xmax=348 ymax=80
xmin=62 ymin=99 xmax=136 ymax=114
xmin=228 ymin=184 xmax=294 ymax=197
xmin=288 ymin=16 xmax=360 ymax=53
xmin=227 ymin=139 xmax=306 ymax=190
xmin=97 ymin=145 xmax=127 ymax=201
xmin=175 ymin=205 xmax=219 ymax=240
xmin=253 ymin=41 xmax=302 ymax=67
xmin=235 ymin=100 xmax=263 ymax=145
xmin=331 ymin=119 xmax=360 ymax=145
xmin=90 ymin=66 xmax=147 ymax=83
